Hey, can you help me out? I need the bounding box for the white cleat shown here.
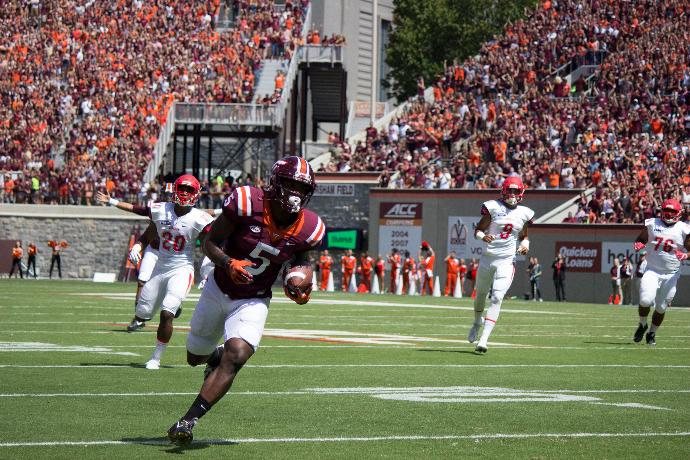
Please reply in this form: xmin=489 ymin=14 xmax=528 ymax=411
xmin=475 ymin=342 xmax=488 ymax=353
xmin=145 ymin=359 xmax=160 ymax=370
xmin=468 ymin=318 xmax=484 ymax=343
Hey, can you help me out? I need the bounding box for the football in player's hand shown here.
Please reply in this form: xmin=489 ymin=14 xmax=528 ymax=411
xmin=284 ymin=264 xmax=313 ymax=294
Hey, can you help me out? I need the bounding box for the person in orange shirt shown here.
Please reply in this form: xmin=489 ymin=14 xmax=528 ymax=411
xmin=318 ymin=250 xmax=333 ymax=291
xmin=9 ymin=241 xmax=23 ymax=279
xmin=341 ymin=249 xmax=356 ymax=291
xmin=458 ymin=258 xmax=468 ymax=296
xmin=402 ymin=250 xmax=416 ymax=295
xmin=444 ymin=251 xmax=460 ymax=296
xmin=359 ymin=252 xmax=374 ymax=292
xmin=418 ymin=241 xmax=435 ymax=295
xmin=27 ymin=242 xmax=38 ymax=278
xmin=375 ymin=256 xmax=385 ymax=293
xmin=388 ymin=248 xmax=402 ymax=293
xmin=548 ymin=170 xmax=560 ymax=188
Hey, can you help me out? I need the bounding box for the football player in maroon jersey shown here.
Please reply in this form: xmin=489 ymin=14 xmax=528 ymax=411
xmin=167 ymin=156 xmax=325 ymax=446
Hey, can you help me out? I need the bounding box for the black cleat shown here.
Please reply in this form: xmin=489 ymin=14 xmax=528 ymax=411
xmin=126 ymin=320 xmax=145 ymax=332
xmin=633 ymin=323 xmax=648 ymax=343
xmin=646 ymin=331 xmax=656 ymax=346
xmin=167 ymin=418 xmax=196 ymax=446
xmin=475 ymin=344 xmax=488 ymax=354
xmin=174 ymin=307 xmax=183 ymax=319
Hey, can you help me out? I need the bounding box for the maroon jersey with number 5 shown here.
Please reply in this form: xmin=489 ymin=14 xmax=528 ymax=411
xmin=214 ymin=185 xmax=326 ymax=299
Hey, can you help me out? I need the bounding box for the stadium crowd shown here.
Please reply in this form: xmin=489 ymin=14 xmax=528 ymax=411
xmin=322 ymin=0 xmax=690 ymax=223
xmin=0 ymin=0 xmax=308 ymax=205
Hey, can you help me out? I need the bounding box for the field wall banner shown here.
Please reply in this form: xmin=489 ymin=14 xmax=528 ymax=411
xmin=601 ymin=242 xmax=690 ymax=275
xmin=378 ymin=202 xmax=423 ymax=257
xmin=447 ymin=216 xmax=483 ymax=259
xmin=555 ymin=241 xmax=602 ymax=272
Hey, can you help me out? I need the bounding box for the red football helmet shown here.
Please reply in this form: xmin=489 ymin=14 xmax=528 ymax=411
xmin=267 ymin=156 xmax=316 ymax=213
xmin=173 ymin=174 xmax=200 ymax=207
xmin=501 ymin=176 xmax=525 ymax=206
xmin=660 ymin=198 xmax=682 ymax=225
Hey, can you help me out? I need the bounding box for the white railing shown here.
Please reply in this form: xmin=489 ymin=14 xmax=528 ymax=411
xmin=174 ymin=103 xmax=279 ymax=126
xmin=299 ymin=45 xmax=345 ymax=65
xmin=272 ymin=4 xmax=313 ymax=128
xmin=144 ymin=104 xmax=175 ymax=183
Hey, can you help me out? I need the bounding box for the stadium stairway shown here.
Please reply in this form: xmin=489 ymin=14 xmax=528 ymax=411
xmin=253 ymin=59 xmax=288 ymax=102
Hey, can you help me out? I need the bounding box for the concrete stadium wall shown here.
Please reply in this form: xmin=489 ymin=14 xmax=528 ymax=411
xmin=368 ymin=189 xmax=690 ymax=306
xmin=0 ymin=205 xmax=147 ymax=279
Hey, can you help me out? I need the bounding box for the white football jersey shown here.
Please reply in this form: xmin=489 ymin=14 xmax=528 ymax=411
xmin=482 ymin=200 xmax=535 ymax=258
xmin=149 ymin=202 xmax=213 ymax=272
xmin=643 ymin=218 xmax=690 ymax=274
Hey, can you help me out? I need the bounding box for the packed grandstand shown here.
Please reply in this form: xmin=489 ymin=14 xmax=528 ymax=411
xmin=1 ymin=0 xmax=689 ymax=224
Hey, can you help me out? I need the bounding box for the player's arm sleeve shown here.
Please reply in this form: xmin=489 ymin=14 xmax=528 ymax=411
xmin=131 ymin=204 xmax=151 ymax=217
xmin=306 ymin=216 xmax=326 ymax=247
xmin=137 ymin=221 xmax=156 ymax=248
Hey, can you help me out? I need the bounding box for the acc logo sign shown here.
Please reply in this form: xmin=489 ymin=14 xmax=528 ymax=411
xmin=383 ymin=204 xmax=419 ymax=218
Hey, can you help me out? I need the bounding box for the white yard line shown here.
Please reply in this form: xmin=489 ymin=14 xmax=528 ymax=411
xmin=1 ymin=431 xmax=689 ymax=447
xmin=1 ymin=388 xmax=688 ymax=398
xmin=1 ymin=364 xmax=689 ymax=369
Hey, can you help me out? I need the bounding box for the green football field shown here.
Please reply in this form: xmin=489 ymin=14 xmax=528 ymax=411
xmin=0 ymin=279 xmax=689 ymax=459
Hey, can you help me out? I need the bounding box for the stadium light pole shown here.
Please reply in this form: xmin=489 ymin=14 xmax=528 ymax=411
xmin=370 ymin=0 xmax=378 ymax=123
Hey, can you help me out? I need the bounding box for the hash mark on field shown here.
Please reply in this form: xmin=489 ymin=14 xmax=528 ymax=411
xmin=1 ymin=431 xmax=689 ymax=447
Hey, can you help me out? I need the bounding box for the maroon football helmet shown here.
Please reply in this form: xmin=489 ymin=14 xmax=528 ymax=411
xmin=173 ymin=174 xmax=200 ymax=207
xmin=267 ymin=156 xmax=316 ymax=213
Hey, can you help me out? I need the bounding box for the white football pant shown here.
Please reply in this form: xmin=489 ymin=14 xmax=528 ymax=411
xmin=135 ymin=266 xmax=194 ymax=320
xmin=186 ymin=274 xmax=269 ymax=355
xmin=639 ymin=269 xmax=679 ymax=314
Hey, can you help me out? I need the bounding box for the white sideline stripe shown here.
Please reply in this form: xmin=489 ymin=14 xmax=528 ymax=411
xmin=1 ymin=388 xmax=688 ymax=398
xmin=1 ymin=432 xmax=690 ymax=447
xmin=1 ymin=364 xmax=689 ymax=369
xmin=2 ymin=341 xmax=690 ymax=351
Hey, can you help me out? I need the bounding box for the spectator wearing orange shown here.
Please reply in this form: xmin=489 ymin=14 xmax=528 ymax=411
xmin=418 ymin=241 xmax=435 ymax=295
xmin=359 ymin=252 xmax=374 ymax=292
xmin=401 ymin=250 xmax=416 ymax=295
xmin=9 ymin=241 xmax=23 ymax=278
xmin=318 ymin=250 xmax=333 ymax=291
xmin=375 ymin=255 xmax=385 ymax=293
xmin=27 ymin=242 xmax=38 ymax=278
xmin=548 ymin=170 xmax=560 ymax=188
xmin=274 ymin=70 xmax=285 ymax=94
xmin=388 ymin=248 xmax=402 ymax=293
xmin=444 ymin=251 xmax=460 ymax=296
xmin=341 ymin=249 xmax=356 ymax=291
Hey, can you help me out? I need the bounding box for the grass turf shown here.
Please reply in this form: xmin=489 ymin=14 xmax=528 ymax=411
xmin=0 ymin=279 xmax=689 ymax=459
